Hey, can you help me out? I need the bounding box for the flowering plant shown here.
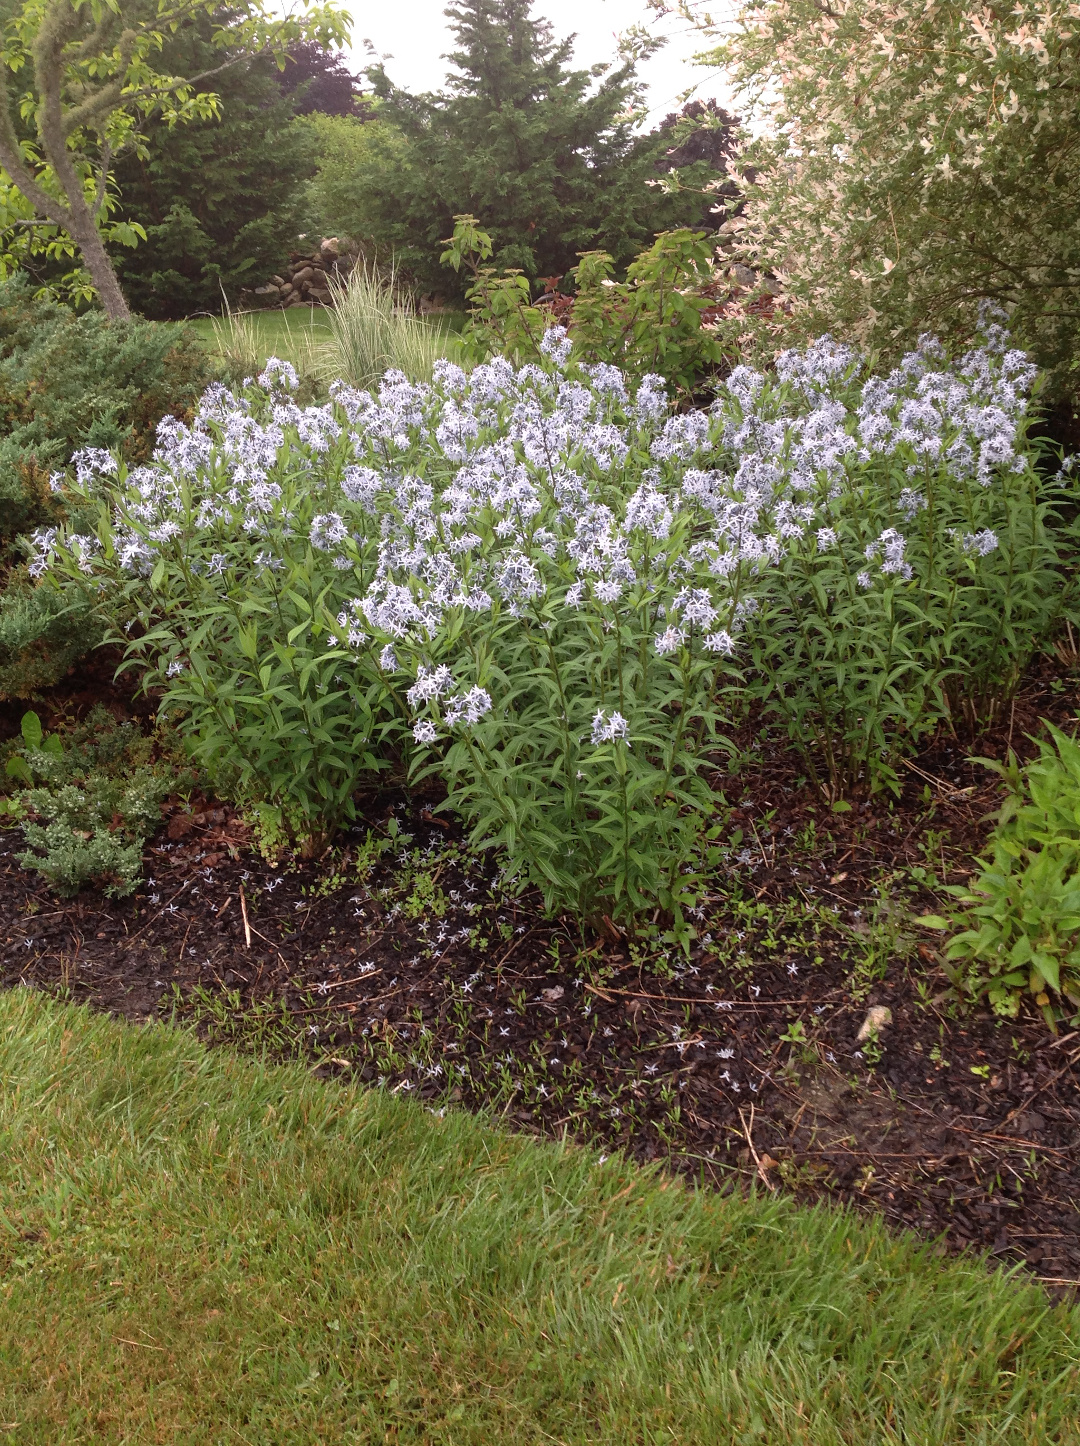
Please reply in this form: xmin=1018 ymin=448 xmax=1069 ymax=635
xmin=31 ymin=360 xmax=403 ymax=855
xmin=719 ymin=321 xmax=1078 ymax=792
xmin=31 ymin=323 xmax=1076 ymax=922
xmin=679 ymin=0 xmax=1080 ymax=385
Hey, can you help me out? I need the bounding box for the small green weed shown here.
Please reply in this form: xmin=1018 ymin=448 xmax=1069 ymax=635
xmin=925 ymin=722 xmax=1080 ymax=1027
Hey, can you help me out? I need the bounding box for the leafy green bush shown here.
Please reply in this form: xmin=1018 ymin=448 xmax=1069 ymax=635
xmin=4 ymin=707 xmax=192 ymax=897
xmin=443 ymin=217 xmax=730 ymax=397
xmin=31 ymin=324 xmax=1075 ymax=928
xmin=0 ymin=277 xmax=214 ymax=698
xmin=930 ymin=723 xmax=1080 ymax=1025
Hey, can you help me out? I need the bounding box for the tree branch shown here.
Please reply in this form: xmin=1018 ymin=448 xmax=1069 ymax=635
xmin=91 ymin=139 xmax=111 ymax=219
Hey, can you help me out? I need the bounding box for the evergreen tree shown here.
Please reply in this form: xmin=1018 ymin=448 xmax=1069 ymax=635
xmin=111 ymin=32 xmax=352 ymax=319
xmin=353 ymin=0 xmax=691 ymax=293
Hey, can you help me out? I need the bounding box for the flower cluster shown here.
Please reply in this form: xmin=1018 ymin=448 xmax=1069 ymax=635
xmin=32 ymin=322 xmax=1076 ymax=908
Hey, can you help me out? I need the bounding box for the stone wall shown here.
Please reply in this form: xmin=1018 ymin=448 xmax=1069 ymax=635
xmin=238 ymin=236 xmax=360 ymax=310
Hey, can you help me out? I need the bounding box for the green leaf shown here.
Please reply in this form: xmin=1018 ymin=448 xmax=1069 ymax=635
xmin=5 ymin=754 xmax=33 ymax=786
xmin=20 ymin=711 xmax=42 ymax=750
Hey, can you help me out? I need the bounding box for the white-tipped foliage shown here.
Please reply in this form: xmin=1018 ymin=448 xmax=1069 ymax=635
xmin=35 ymin=322 xmax=1078 ymax=922
xmin=310 ymin=265 xmax=453 ymax=390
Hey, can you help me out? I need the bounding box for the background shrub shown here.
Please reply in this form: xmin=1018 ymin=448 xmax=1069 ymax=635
xmin=0 ymin=278 xmax=213 ymax=699
xmin=443 ymin=217 xmax=731 ymax=397
xmin=110 ymin=30 xmax=350 ymax=319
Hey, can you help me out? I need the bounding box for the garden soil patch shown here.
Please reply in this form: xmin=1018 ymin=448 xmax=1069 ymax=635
xmin=2 ymin=665 xmax=1079 ymax=1299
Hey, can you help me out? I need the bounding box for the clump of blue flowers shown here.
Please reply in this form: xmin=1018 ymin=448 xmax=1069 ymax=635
xmin=34 ymin=320 xmax=1078 ymax=928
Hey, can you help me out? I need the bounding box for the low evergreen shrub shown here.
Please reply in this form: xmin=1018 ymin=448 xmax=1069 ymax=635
xmin=4 ymin=706 xmax=193 ymax=897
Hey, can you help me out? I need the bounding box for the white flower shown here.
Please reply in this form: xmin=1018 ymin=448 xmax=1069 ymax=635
xmin=257 ymin=357 xmax=299 ymax=392
xmin=413 ymin=720 xmax=438 ymax=744
xmin=816 ymin=527 xmax=837 ymax=550
xmin=379 ymin=644 xmax=399 ymax=672
xmin=655 ymin=625 xmax=686 ymax=655
xmin=865 ymin=527 xmax=912 ymax=579
xmin=407 ymin=664 xmax=453 ymax=705
xmin=539 ymin=325 xmax=573 ymax=366
xmin=857 ymin=570 xmax=872 ymax=588
xmin=675 ymin=587 xmax=718 ymax=627
xmin=897 ymin=488 xmax=927 ymax=520
xmin=704 ymin=630 xmax=736 ymax=654
xmin=309 ymin=512 xmax=349 ymax=552
xmin=590 ymin=709 xmax=629 ymax=745
xmin=954 ymin=527 xmax=999 ymax=556
xmin=444 ymin=686 xmax=492 ymax=727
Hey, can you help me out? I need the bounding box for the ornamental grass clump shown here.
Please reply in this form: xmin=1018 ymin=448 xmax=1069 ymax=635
xmin=30 ymin=321 xmax=1077 ymax=924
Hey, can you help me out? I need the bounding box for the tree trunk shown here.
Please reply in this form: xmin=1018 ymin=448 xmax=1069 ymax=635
xmin=34 ymin=68 xmax=132 ymax=320
xmin=60 ymin=189 xmax=131 ymax=320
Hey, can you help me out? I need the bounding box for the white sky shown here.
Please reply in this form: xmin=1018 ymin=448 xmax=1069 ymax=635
xmin=345 ymin=0 xmax=734 ymax=126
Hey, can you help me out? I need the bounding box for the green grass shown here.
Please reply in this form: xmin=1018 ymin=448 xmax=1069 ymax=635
xmin=186 ymin=310 xmax=335 ymax=372
xmin=187 ymin=306 xmax=467 ymax=375
xmin=0 ymin=991 xmax=1077 ymax=1444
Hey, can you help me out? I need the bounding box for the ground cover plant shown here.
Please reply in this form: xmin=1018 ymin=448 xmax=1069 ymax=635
xmin=1 ymin=705 xmax=193 ymax=897
xmin=0 ymin=986 xmax=1078 ymax=1444
xmin=31 ymin=319 xmax=1080 ymax=934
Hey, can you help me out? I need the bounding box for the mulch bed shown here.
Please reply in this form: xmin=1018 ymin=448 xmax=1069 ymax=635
xmin=2 ymin=660 xmax=1079 ymax=1299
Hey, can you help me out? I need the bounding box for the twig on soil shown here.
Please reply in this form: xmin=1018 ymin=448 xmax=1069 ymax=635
xmin=313 ymin=971 xmax=383 ymax=991
xmin=738 ymin=1104 xmax=776 ymax=1191
xmin=584 ymin=982 xmax=821 ymax=1008
xmin=239 ymin=887 xmax=252 ymax=949
xmin=999 ymin=1047 xmax=1080 ymax=1129
xmin=900 ymin=757 xmax=974 ymax=798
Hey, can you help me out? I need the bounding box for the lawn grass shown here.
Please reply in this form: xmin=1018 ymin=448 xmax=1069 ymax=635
xmin=186 ymin=310 xmax=335 ymax=372
xmin=0 ymin=990 xmax=1077 ymax=1444
xmin=186 ymin=307 xmax=467 ymax=374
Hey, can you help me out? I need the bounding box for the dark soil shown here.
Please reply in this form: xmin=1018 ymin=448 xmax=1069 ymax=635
xmin=2 ymin=663 xmax=1079 ymax=1299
